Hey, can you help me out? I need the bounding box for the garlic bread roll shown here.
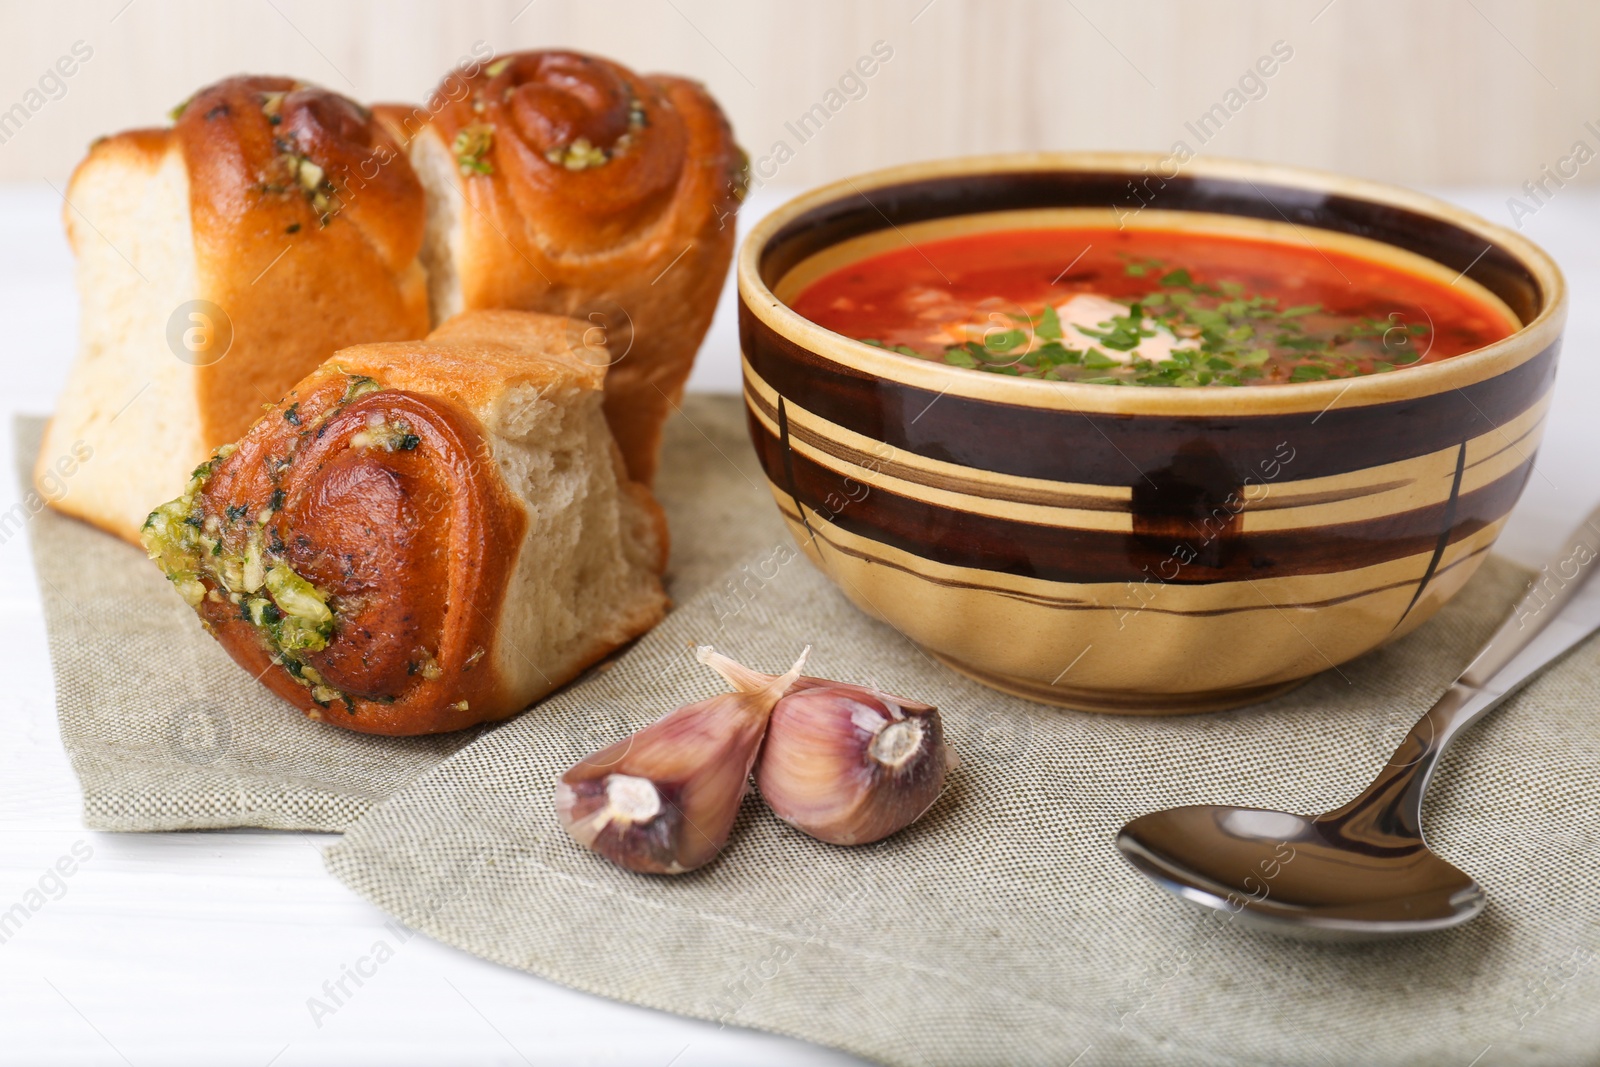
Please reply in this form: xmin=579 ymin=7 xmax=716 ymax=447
xmin=375 ymin=50 xmax=746 ymax=486
xmin=40 ymin=74 xmax=429 ymax=543
xmin=142 ymin=309 xmax=668 ymax=736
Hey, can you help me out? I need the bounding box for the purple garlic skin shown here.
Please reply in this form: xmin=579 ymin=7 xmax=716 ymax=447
xmin=555 ymin=649 xmax=808 ymax=875
xmin=755 ymin=684 xmax=951 ymax=846
xmin=693 ymin=647 xmax=954 ymax=847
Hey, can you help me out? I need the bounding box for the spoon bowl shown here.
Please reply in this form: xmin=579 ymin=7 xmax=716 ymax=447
xmin=1116 ymin=805 xmax=1483 ymax=939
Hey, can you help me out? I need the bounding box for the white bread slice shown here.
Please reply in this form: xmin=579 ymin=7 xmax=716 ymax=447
xmin=40 ymin=132 xmax=208 ymax=543
xmin=410 ymin=311 xmax=670 ymax=709
xmin=410 ymin=124 xmax=467 ymax=326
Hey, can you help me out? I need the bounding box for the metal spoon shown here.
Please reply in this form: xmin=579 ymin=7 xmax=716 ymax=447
xmin=1116 ymin=504 xmax=1600 ymax=939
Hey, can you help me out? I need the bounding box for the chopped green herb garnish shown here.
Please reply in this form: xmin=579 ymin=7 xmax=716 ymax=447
xmin=1036 ymin=304 xmax=1062 ymax=340
xmin=342 ymin=374 xmax=381 ymax=402
xmin=453 ymin=123 xmax=495 ymax=176
xmin=984 ymin=328 xmax=1028 ymax=354
xmin=863 ymin=256 xmax=1435 ymax=387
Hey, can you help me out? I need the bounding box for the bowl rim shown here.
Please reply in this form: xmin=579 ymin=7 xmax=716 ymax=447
xmin=737 ymin=151 xmax=1568 ymax=417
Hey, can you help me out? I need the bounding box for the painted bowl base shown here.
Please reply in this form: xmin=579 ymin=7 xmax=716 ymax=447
xmin=929 ymin=651 xmax=1311 ymax=715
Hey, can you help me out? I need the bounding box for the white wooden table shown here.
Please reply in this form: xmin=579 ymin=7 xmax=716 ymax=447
xmin=1 ymin=183 xmax=1595 ymax=1066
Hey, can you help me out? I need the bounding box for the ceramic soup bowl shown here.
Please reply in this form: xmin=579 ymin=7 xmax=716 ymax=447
xmin=736 ymin=152 xmax=1565 ymax=713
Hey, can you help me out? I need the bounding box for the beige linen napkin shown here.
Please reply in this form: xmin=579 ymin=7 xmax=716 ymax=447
xmin=323 ymin=544 xmax=1600 ymax=1067
xmin=16 ymin=395 xmax=787 ymax=832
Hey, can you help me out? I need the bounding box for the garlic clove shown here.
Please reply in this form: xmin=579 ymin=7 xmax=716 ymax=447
xmin=695 ymin=647 xmax=954 ymax=846
xmin=756 ymin=685 xmax=952 ymax=846
xmin=555 ymin=647 xmax=809 ymax=875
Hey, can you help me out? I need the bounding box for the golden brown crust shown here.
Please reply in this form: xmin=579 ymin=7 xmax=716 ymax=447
xmin=161 ymin=310 xmax=669 ymax=736
xmin=193 ymin=368 xmax=526 ymax=735
xmin=396 ymin=50 xmax=744 ymax=484
xmin=414 ymin=306 xmax=608 ymax=393
xmin=173 ymin=75 xmax=431 ymax=446
xmin=67 ymin=127 xmax=173 ymax=180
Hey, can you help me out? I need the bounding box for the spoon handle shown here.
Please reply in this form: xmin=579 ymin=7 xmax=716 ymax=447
xmin=1319 ymin=503 xmax=1600 ymax=839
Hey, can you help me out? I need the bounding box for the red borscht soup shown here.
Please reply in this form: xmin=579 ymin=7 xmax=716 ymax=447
xmin=790 ymin=226 xmax=1519 ymax=386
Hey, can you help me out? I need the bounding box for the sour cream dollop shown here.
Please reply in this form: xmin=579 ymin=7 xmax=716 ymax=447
xmin=1055 ymin=293 xmax=1199 ymax=364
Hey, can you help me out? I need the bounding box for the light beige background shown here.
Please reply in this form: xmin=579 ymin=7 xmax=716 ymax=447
xmin=0 ymin=0 xmax=1597 ymax=191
